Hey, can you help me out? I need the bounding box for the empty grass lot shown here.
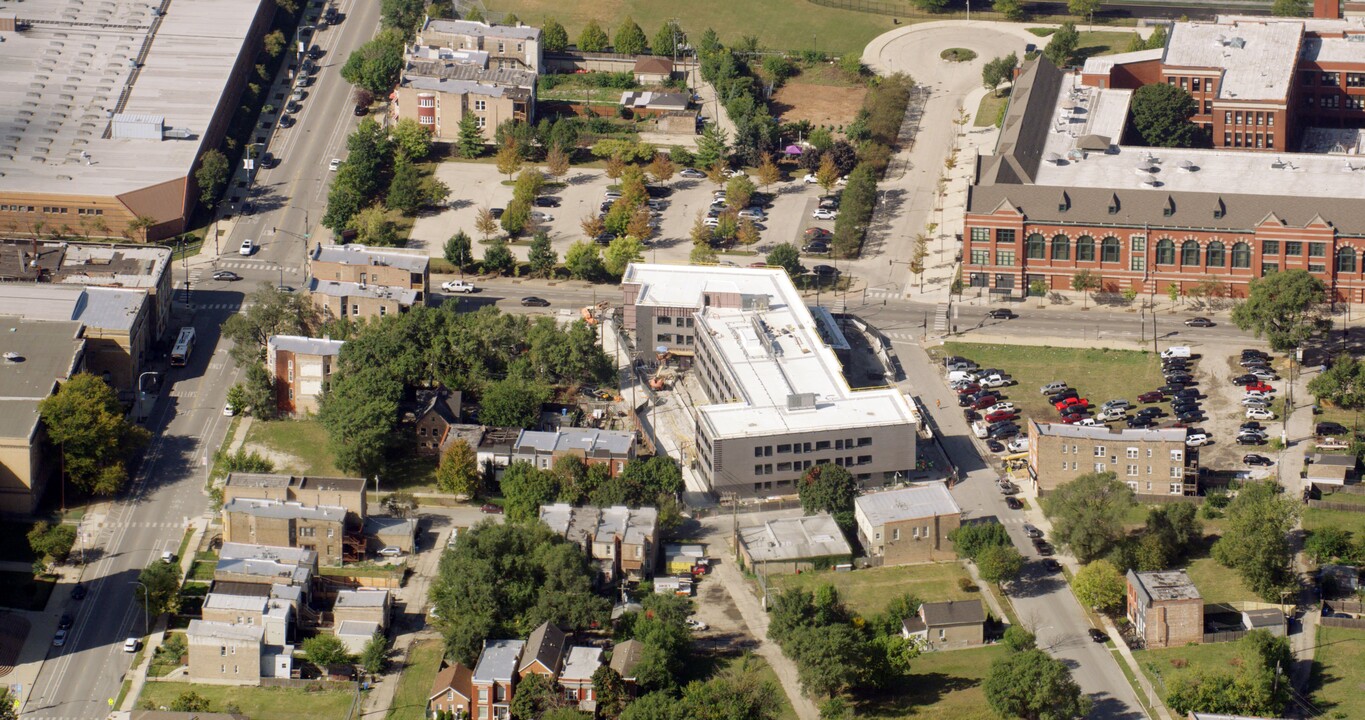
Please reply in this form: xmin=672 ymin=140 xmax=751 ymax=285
xmin=771 ymin=562 xmax=974 ymax=615
xmin=974 ymin=87 xmax=1010 ymax=128
xmin=1184 ymin=556 xmax=1254 ymax=606
xmin=1303 ymin=505 xmax=1365 ymax=534
xmin=1073 ymin=31 xmax=1143 ymax=63
xmin=936 ymin=343 xmax=1166 ymax=427
xmin=245 ymin=419 xmax=342 ymax=476
xmin=1133 ymin=640 xmax=1244 ymax=699
xmin=855 ymin=644 xmax=1008 ymax=719
xmin=1310 ymin=625 xmax=1365 ymax=719
xmin=387 ymin=640 xmax=445 ymax=720
xmin=137 ymin=683 xmax=354 ymax=720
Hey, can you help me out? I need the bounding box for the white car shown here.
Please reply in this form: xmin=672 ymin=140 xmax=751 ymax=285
xmin=685 ymin=617 xmax=708 ymax=631
xmin=1246 ymin=407 xmax=1276 ymax=420
xmin=442 ymin=280 xmax=477 ymax=293
xmin=986 ymin=402 xmax=1016 ymax=414
xmin=529 ymin=211 xmax=554 ymax=223
xmin=836 ymin=175 xmax=849 ymax=185
xmin=223 ymin=404 xmax=236 ymax=417
xmin=1185 ymin=433 xmax=1210 ymax=447
xmin=725 ymin=168 xmax=746 ymax=178
xmin=239 ymin=238 xmax=255 ymax=256
xmin=328 ymin=158 xmax=341 ymax=171
xmin=737 ymin=208 xmax=766 ymax=220
xmin=981 ymin=377 xmax=1010 ymax=389
xmin=812 ymin=208 xmax=838 ymax=220
xmin=1244 ymin=390 xmax=1273 ymax=400
xmin=802 ymin=173 xmax=820 ymax=184
xmin=123 ymin=637 xmax=140 ymax=653
xmin=679 ymin=168 xmax=706 ymax=179
xmin=702 ymin=217 xmax=719 ymax=227
xmin=1078 ymin=418 xmax=1100 ymax=426
xmin=1007 ymin=437 xmax=1029 ymax=453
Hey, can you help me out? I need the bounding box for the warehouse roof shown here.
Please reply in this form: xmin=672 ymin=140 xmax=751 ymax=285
xmin=421 ymin=18 xmax=541 ymax=41
xmin=737 ymin=513 xmax=852 ymax=562
xmin=310 ymin=244 xmax=429 ymax=273
xmin=1164 ymin=20 xmax=1303 ymax=101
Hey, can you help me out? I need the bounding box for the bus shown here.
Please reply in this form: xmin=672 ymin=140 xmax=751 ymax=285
xmin=170 ymin=327 xmax=196 ymax=367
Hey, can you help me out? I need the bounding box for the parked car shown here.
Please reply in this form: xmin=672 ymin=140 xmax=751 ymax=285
xmin=1043 ymin=559 xmax=1062 ymax=572
xmin=1232 ymin=374 xmax=1259 ymax=385
xmin=58 ymin=614 xmax=73 ymax=630
xmin=1055 ymin=397 xmax=1089 ymax=410
xmin=1088 ymin=628 xmax=1110 ymax=643
xmin=984 ymin=410 xmax=1017 ymax=423
xmin=1177 ymin=410 xmax=1206 ymax=424
xmin=1250 ymin=368 xmax=1280 ymax=381
xmin=520 ymin=296 xmax=550 ymax=307
xmin=686 ymin=618 xmax=709 ymax=631
xmin=986 ymin=439 xmax=1005 ymax=453
xmin=442 ymin=280 xmax=477 ymax=293
xmin=986 ymin=309 xmax=1017 ymax=320
xmin=1020 ymin=524 xmax=1043 ymax=540
xmin=378 ymin=546 xmax=403 ymax=558
xmin=945 ymin=356 xmax=978 ymax=371
xmin=802 ymin=241 xmax=830 ymax=254
xmin=1034 ymin=541 xmax=1055 ymax=556
xmin=1005 ymin=496 xmax=1023 ymax=510
xmin=1007 ymin=437 xmax=1029 ymax=453
xmin=1158 ymin=384 xmax=1190 ymax=395
xmin=679 ymin=168 xmax=707 ymax=179
xmin=1127 ymin=416 xmax=1156 ymax=429
xmin=804 ymin=227 xmax=833 ymax=241
xmin=801 ymin=173 xmax=822 ymax=184
xmin=1102 ymin=399 xmax=1132 ymax=411
xmin=963 ymin=409 xmax=981 ymax=423
xmin=123 ymin=637 xmax=140 ymax=653
xmin=1138 ymin=391 xmax=1165 ymax=403
xmin=1164 ymin=373 xmax=1195 ymax=385
xmin=1184 ymin=317 xmax=1215 ymax=327
xmin=812 ymin=208 xmax=838 ymax=220
xmin=1246 ymin=407 xmax=1276 ymax=420
xmin=1317 ymin=422 xmax=1348 ymax=436
xmin=279 ymin=114 xmax=296 ymax=128
xmin=972 ymin=395 xmax=999 ymax=410
xmin=1048 ymin=389 xmax=1080 ymax=405
xmin=1185 ymin=433 xmax=1210 ymax=447
xmin=811 ymin=264 xmax=840 ymax=277
xmin=1060 ymin=405 xmax=1088 ymax=418
xmin=986 ymin=402 xmax=1016 ymax=414
xmin=533 ymin=196 xmax=561 ymax=208
xmin=480 ymin=503 xmax=504 ymax=514
xmin=1246 ymin=381 xmax=1274 ymax=393
xmin=1173 ymin=388 xmax=1201 ymax=399
xmin=1040 ymin=382 xmax=1067 ymax=395
xmin=988 ymin=424 xmax=1021 ymax=438
xmin=328 ymin=158 xmax=342 ymax=171
xmin=53 ymin=629 xmax=67 ymax=647
xmin=954 ymin=383 xmax=982 ymax=396
xmin=528 ymin=211 xmax=554 ymax=223
xmin=1060 ymin=414 xmax=1087 ymax=424
xmin=1244 ymin=454 xmax=1274 ymax=466
xmin=1136 ymin=407 xmax=1166 ymax=418
xmin=70 ymin=584 xmax=86 ymax=600
xmin=1241 ymin=396 xmax=1270 ymax=407
xmin=1236 ymin=434 xmax=1265 ymax=446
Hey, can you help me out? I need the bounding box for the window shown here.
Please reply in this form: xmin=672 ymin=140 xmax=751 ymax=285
xmin=1206 ymin=241 xmax=1225 ymax=267
xmin=1170 ymin=449 xmax=1183 ymax=461
xmin=476 ymin=117 xmax=486 ymax=129
xmin=474 ymin=100 xmax=487 ymax=111
xmin=777 ymin=462 xmax=792 ymax=472
xmin=1131 ymin=255 xmax=1146 ymax=272
xmin=1263 ymin=240 xmax=1279 ymax=256
xmin=1180 ymin=240 xmax=1200 ymax=266
xmin=1256 ymin=112 xmax=1264 ymax=126
xmin=1231 ymin=242 xmax=1251 ymax=268
xmin=1309 ymin=263 xmax=1327 ymax=274
xmin=1263 ymin=262 xmax=1279 ymax=275
xmin=1310 ymin=242 xmax=1327 ymax=258
xmin=892 ymin=528 xmax=900 ymax=540
xmin=1204 ymin=100 xmax=1212 ymax=114
xmin=1127 ymin=448 xmax=1139 ymax=459
xmin=1094 ymin=445 xmax=1106 ymax=457
xmin=417 ymin=115 xmax=434 ymax=125
xmin=1095 ymin=463 xmax=1107 ymax=472
xmin=1101 ymin=236 xmax=1121 ymax=263
xmin=997 ymin=229 xmax=1016 ymax=244
xmin=418 ymin=96 xmax=435 ymax=108
xmin=971 ymin=249 xmax=991 ymax=265
xmin=996 ymin=250 xmax=1016 ymax=266
xmin=1285 ymin=241 xmax=1302 ymax=256
xmin=1338 ymin=247 xmax=1356 ymax=273
xmin=1170 ymin=467 xmax=1183 ymax=478
xmin=1191 ymin=77 xmax=1200 ymax=92
xmin=658 ymin=316 xmax=673 ymax=325
xmin=1076 ymin=235 xmax=1095 ymax=261
xmin=1224 ymin=131 xmax=1232 ymax=146
xmin=971 ymin=227 xmax=990 ymax=242
xmin=1026 ymin=234 xmax=1046 ymax=259
xmin=1170 ymin=483 xmax=1184 ymax=494
xmin=1322 ymin=72 xmax=1340 ymax=86
xmin=995 ymin=273 xmax=1015 ymax=289
xmin=970 ymin=272 xmax=989 ymax=287
xmin=815 ymin=440 xmax=831 ymax=450
xmin=1051 ymin=234 xmax=1070 ymax=260
xmin=1127 ymin=465 xmax=1139 ymax=476
xmin=1224 ymin=111 xmax=1232 ymax=124
xmin=1349 ymin=73 xmax=1365 ymax=88
xmin=1155 ymin=238 xmax=1175 ymax=265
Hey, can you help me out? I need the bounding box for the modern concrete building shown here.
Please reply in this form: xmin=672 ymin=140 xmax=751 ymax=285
xmin=736 ymin=513 xmax=854 ymax=575
xmin=0 ymin=0 xmax=276 ymax=240
xmin=512 ymin=428 xmax=636 ymax=476
xmin=267 ymin=336 xmax=344 ymax=416
xmin=620 ymin=264 xmax=918 ymax=498
xmin=307 ymin=243 xmax=429 ymax=321
xmin=0 ymin=318 xmax=85 ymax=513
xmin=539 ymin=503 xmax=660 ymax=581
xmin=0 ymin=284 xmax=152 ymax=394
xmin=901 ymin=599 xmax=987 ymax=651
xmin=854 ymin=482 xmax=962 ymax=565
xmin=222 ymin=499 xmax=347 ymax=566
xmin=1027 ymin=420 xmax=1198 ymax=497
xmin=471 ymin=639 xmax=525 ymax=720
xmin=416 ymin=19 xmax=542 ymax=72
xmin=1126 ymin=569 xmax=1204 ymax=648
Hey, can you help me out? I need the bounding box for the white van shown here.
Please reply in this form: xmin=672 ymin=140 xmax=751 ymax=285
xmin=948 ymin=370 xmax=975 ymax=384
xmin=1160 ymin=346 xmax=1192 ymax=359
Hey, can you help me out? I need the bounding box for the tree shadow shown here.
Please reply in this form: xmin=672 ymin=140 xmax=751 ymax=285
xmin=853 ymin=672 xmax=980 ymax=715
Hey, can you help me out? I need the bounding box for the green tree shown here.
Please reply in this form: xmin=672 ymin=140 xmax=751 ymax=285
xmin=545 ymin=144 xmax=571 ymax=179
xmin=510 ymin=672 xmax=561 ymax=719
xmin=27 ymin=521 xmax=77 ymax=565
xmin=1272 ymin=0 xmax=1309 ymax=15
xmin=690 ymin=243 xmax=718 ymax=264
xmin=359 ymin=631 xmax=389 ymax=675
xmin=797 ymin=464 xmax=857 ymax=529
xmin=1304 ymin=526 xmax=1352 ymax=563
xmin=1145 ymin=25 xmax=1168 ymax=49
xmin=1068 ymin=0 xmax=1101 ymax=22
xmin=604 ymin=235 xmax=644 ymax=277
xmin=456 ymin=113 xmax=484 ymax=158
xmin=994 ymin=0 xmax=1026 ymax=21
xmin=542 ymin=18 xmax=569 ymax=52
xmin=948 ymin=521 xmax=1011 ymax=560
xmin=1072 ymin=559 xmax=1126 ymax=613
xmin=238 ymin=362 xmax=279 ymax=420
xmin=528 ymin=232 xmax=558 ymax=278
xmin=653 ymin=22 xmax=682 ymax=57
xmin=1043 ymin=22 xmax=1079 ymax=68
xmin=475 ymin=207 xmax=500 ymax=242
xmin=1213 ymin=480 xmax=1299 ymax=601
xmin=195 ymin=149 xmax=229 ymax=208
xmin=982 ymin=53 xmax=1019 ymax=97
xmin=578 ymin=20 xmax=609 ymax=52
xmin=1071 ymin=269 xmax=1099 ymax=309
xmin=695 ymin=125 xmax=729 ymax=169
xmin=391 ymin=117 xmax=433 ymax=162
xmin=348 ymin=205 xmax=400 ymax=246
xmin=444 ymin=230 xmax=474 ymax=270
xmin=1232 ymin=269 xmax=1329 ymax=352
xmin=614 ymin=17 xmax=648 ymax=55
xmin=39 ymin=373 xmax=150 ymax=496
xmin=482 ymin=238 xmax=516 ymax=275
xmin=984 ymin=649 xmax=1091 ymax=720
xmin=263 ymin=29 xmax=286 ymax=58
xmin=564 ymin=241 xmax=604 ymax=280
xmin=340 ymin=29 xmax=406 ymax=94
xmin=1308 ymin=355 xmax=1365 ymax=409
xmin=382 ymin=490 xmax=418 ymax=518
xmin=480 ymin=378 xmax=550 ymax=428
xmin=436 ymin=438 xmax=481 ymax=497
xmin=593 ymin=665 xmax=628 ymax=719
xmin=387 ymin=158 xmax=426 ymax=215
xmin=380 ymin=0 xmax=424 ymax=34
xmin=137 ymin=559 xmax=182 ymax=616
xmin=1042 ymin=471 xmax=1135 ymax=563
xmin=976 ymin=544 xmax=1025 ymax=585
xmin=1001 ymin=625 xmax=1037 ymax=652
xmin=318 ymin=366 xmax=402 ymax=478
xmin=169 ymin=691 xmax=212 ymax=713
xmin=496 ymin=142 xmax=524 ymax=182
xmin=765 ymin=243 xmax=802 ymax=277
xmin=1130 ymin=83 xmax=1206 ymax=148
xmin=303 ymin=633 xmax=351 ymax=669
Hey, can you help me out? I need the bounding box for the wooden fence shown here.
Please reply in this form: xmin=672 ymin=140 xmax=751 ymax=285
xmin=1203 ymin=629 xmax=1249 ymax=644
xmin=1320 ymin=616 xmax=1365 ymax=630
xmin=1307 ymin=499 xmax=1365 ymax=513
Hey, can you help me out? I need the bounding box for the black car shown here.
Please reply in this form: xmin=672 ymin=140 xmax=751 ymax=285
xmin=354 ymin=104 xmax=368 ymax=116
xmin=594 ymin=232 xmax=616 ymax=246
xmin=490 ymin=208 xmax=505 ymax=219
xmin=958 ymin=394 xmax=976 ymax=407
xmin=1174 ymin=387 xmax=1201 ymax=398
xmin=989 ymin=424 xmax=1021 ymax=439
xmin=1242 ymin=349 xmax=1268 ymax=359
xmin=212 ymin=270 xmax=242 ymax=281
xmin=987 ymin=419 xmax=1018 ymax=433
xmin=964 ymin=409 xmax=981 ymax=423
xmin=533 ymin=196 xmax=561 ymax=208
xmin=1184 ymin=317 xmax=1215 ymax=327
xmin=324 ymin=7 xmax=339 ymax=23
xmin=986 ymin=439 xmax=1005 ymax=453
xmin=1236 ymin=434 xmax=1264 ymax=446
xmin=520 ymin=296 xmax=550 ymax=307
xmin=308 ymin=44 xmax=323 ymax=59
xmin=1127 ymin=417 xmax=1156 ymax=429
xmin=1005 ymin=496 xmax=1023 ymax=510
xmin=1088 ymin=628 xmax=1110 ymax=643
xmin=1165 ymin=373 xmax=1195 ymax=384
xmin=1048 ymin=389 xmax=1079 ymax=405
xmin=278 ymin=114 xmax=296 ymax=128
xmin=1244 ymin=454 xmax=1273 ymax=466
xmin=58 ymin=614 xmax=73 ymax=630
xmin=260 ymin=152 xmax=278 ymax=169
xmin=1042 ymin=559 xmax=1062 ymax=572
xmin=802 ymin=242 xmax=830 ymax=254
xmin=70 ymin=584 xmax=86 ymax=600
xmin=1158 ymin=384 xmax=1189 ymax=394
xmin=1034 ymin=541 xmax=1055 ymax=556
xmin=1241 ymin=421 xmax=1264 ymax=432
xmin=1317 ymin=422 xmax=1348 ymax=436
xmin=987 ymin=309 xmax=1017 ymax=320
xmin=811 ymin=264 xmax=840 ymax=277
xmin=1177 ymin=411 xmax=1206 ymax=424
xmin=1136 ymin=407 xmax=1165 ymax=418
xmin=1232 ymin=374 xmax=1259 ymax=385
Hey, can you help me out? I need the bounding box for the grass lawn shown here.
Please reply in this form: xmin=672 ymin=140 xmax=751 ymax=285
xmin=937 ymin=343 xmax=1165 ymax=429
xmin=244 ymin=419 xmax=342 ymax=477
xmin=0 ymin=570 xmax=56 ymax=611
xmin=1310 ymin=625 xmax=1365 ymax=719
xmin=1073 ymin=31 xmax=1142 ymax=62
xmin=1184 ymin=556 xmax=1254 ymax=606
xmin=973 ymin=88 xmax=1010 ymax=128
xmin=320 ymin=564 xmax=405 ymax=580
xmin=855 ymin=644 xmax=1008 ymax=719
xmin=1303 ymin=506 xmax=1365 ymax=534
xmin=386 ymin=639 xmax=445 ymax=720
xmin=190 ymin=551 xmax=218 ymax=581
xmin=1133 ymin=640 xmax=1244 ymax=699
xmin=139 ymin=683 xmax=354 ymax=720
xmin=771 ymin=562 xmax=974 ymax=616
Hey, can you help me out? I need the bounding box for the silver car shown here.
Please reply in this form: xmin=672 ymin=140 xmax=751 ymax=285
xmin=1040 ymin=382 xmax=1067 ymax=395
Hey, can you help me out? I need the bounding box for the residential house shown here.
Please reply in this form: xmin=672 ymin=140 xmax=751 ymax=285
xmin=185 ymin=619 xmax=293 ymax=686
xmin=900 ymin=599 xmax=986 ymax=651
xmin=365 ymin=515 xmax=418 ymax=554
xmin=0 ymin=318 xmax=85 ymax=513
xmin=267 ymin=335 xmax=344 ymax=415
xmin=513 ymin=428 xmax=636 ymax=477
xmin=854 ymin=483 xmax=962 ymax=565
xmin=428 ymin=662 xmax=474 ymax=719
xmin=213 ymin=543 xmax=317 ymax=596
xmin=518 ymin=621 xmax=566 ymax=678
xmin=1126 ymin=569 xmax=1204 ymax=648
xmin=471 ymin=639 xmax=525 ymax=720
xmin=1320 ymin=563 xmax=1361 ymax=597
xmin=559 ymin=646 xmax=603 ymax=712
xmin=334 ymin=589 xmax=391 ymax=630
xmin=201 ymin=585 xmax=295 ymax=644
xmin=307 ymin=244 xmax=428 ymax=322
xmin=1305 ymin=452 xmax=1356 ymax=487
xmin=392 ymin=53 xmax=536 ymax=140
xmin=609 ymin=639 xmax=644 ymax=693
xmin=539 ymin=503 xmax=660 ymax=581
xmin=737 ymin=514 xmax=853 ymax=575
xmin=1027 ymin=420 xmax=1198 ymax=497
xmin=222 ymin=498 xmax=347 ymax=566
xmin=410 ymin=389 xmax=463 ymax=455
xmin=632 ymin=57 xmax=674 ymax=84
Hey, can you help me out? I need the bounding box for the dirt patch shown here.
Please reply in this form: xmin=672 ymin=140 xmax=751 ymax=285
xmin=240 ymin=442 xmax=306 ymax=474
xmin=770 ymin=81 xmax=867 ymax=130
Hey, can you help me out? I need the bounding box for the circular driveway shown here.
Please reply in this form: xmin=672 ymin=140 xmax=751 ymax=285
xmin=863 ymin=20 xmax=1038 ymax=90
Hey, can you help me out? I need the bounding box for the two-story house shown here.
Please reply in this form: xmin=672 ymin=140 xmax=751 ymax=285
xmin=518 ymin=622 xmax=566 ymax=678
xmin=512 ymin=428 xmax=636 ymax=477
xmin=854 ymin=482 xmax=962 ymax=565
xmin=539 ymin=504 xmax=659 ymax=581
xmin=1126 ymin=569 xmax=1204 ymax=648
xmin=471 ymin=639 xmax=524 ymax=720
xmin=307 ymin=244 xmax=429 ymax=322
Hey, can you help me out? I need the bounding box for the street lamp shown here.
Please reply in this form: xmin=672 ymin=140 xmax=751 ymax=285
xmin=129 ymin=580 xmax=150 ymax=636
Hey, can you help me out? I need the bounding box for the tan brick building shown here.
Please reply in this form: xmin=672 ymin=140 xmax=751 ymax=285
xmin=854 ymin=483 xmax=962 ymax=565
xmin=222 ymin=498 xmax=347 ymax=566
xmin=0 ymin=284 xmax=152 ymax=395
xmin=1027 ymin=420 xmax=1198 ymax=498
xmin=267 ymin=335 xmax=344 ymax=416
xmin=392 ymin=56 xmax=535 ymax=141
xmin=307 ymin=243 xmax=428 ymax=322
xmin=416 ymin=19 xmax=542 ymax=72
xmin=0 ymin=319 xmax=85 ymax=513
xmin=223 ymin=473 xmax=367 ymax=529
xmin=1127 ymin=569 xmax=1204 ymax=648
xmin=184 ymin=620 xmax=295 ymax=686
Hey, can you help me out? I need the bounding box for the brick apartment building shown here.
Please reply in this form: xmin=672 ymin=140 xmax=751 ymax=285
xmin=853 ymin=483 xmax=962 ymax=565
xmin=307 ymin=244 xmax=428 ymax=321
xmin=511 ymin=428 xmax=636 ymax=477
xmin=266 ymin=335 xmax=344 ymax=415
xmin=1127 ymin=569 xmax=1205 ymax=648
xmin=1027 ymin=420 xmax=1198 ymax=497
xmin=539 ymin=504 xmax=660 ymax=581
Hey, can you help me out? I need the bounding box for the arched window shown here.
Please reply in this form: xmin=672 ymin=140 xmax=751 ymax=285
xmin=1206 ymin=242 xmax=1225 ymax=268
xmin=1180 ymin=240 xmax=1200 ymax=267
xmin=1231 ymin=242 xmax=1251 ymax=268
xmin=1051 ymin=234 xmax=1070 ymax=261
xmin=1076 ymin=235 xmax=1095 ymax=262
xmin=1026 ymin=233 xmax=1046 ymax=260
xmin=1338 ymin=247 xmax=1357 ymax=274
xmin=1155 ymin=238 xmax=1175 ymax=265
xmin=1101 ymin=236 xmax=1121 ymax=263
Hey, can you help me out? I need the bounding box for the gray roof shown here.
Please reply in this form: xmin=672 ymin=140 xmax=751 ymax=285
xmin=0 ymin=284 xmax=146 ymax=332
xmin=1309 ymin=453 xmax=1356 ymax=468
xmin=310 ymin=244 xmax=430 ymax=273
xmin=0 ymin=318 xmax=84 ymax=440
xmin=365 ymin=515 xmax=418 ymax=538
xmin=308 ymin=278 xmax=420 ymax=305
xmin=1242 ymin=608 xmax=1284 ymax=627
xmin=519 ymin=622 xmax=566 ymax=674
xmin=737 ymin=513 xmax=852 ymax=562
xmin=203 ymin=592 xmax=268 ymax=613
xmin=920 ymin=599 xmax=986 ymax=627
xmin=539 ymin=504 xmax=658 ymax=547
xmin=335 ymin=589 xmax=390 ymax=608
xmin=1031 ymin=420 xmax=1187 ymax=443
xmin=422 ymin=18 xmax=541 ymax=41
xmin=269 ymin=335 xmax=345 ymax=357
xmin=854 ymin=483 xmax=961 ymax=527
xmin=404 ymin=75 xmax=532 ymax=100
xmin=402 ymin=57 xmax=536 ymax=90
xmin=979 ymin=56 xmax=1065 ymax=187
xmin=336 ymin=620 xmax=382 ymax=638
xmin=219 ymin=542 xmax=317 ymax=566
xmin=514 ymin=428 xmax=635 ymax=457
xmin=472 ymin=639 xmax=525 ymax=683
xmin=186 ymin=620 xmax=264 ymax=644
xmin=225 ymin=473 xmax=367 ymax=494
xmin=559 ymin=646 xmax=602 ymax=682
xmin=223 ymin=498 xmax=345 ymax=522
xmin=609 ymin=639 xmax=643 ymax=678
xmin=1128 ymin=569 xmax=1201 ymax=603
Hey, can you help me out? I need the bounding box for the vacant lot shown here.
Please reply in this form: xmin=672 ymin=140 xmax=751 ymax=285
xmin=1074 ymin=31 xmax=1143 ymax=62
xmin=1303 ymin=505 xmax=1365 ymax=534
xmin=387 ymin=640 xmax=445 ymax=720
xmin=936 ymin=342 xmax=1167 ymax=427
xmin=856 ymin=644 xmax=1007 ymax=719
xmin=1311 ymin=625 xmax=1365 ymax=719
xmin=138 ymin=683 xmax=354 ymax=720
xmin=1133 ymin=640 xmax=1243 ymax=700
xmin=1184 ymin=556 xmax=1254 ymax=606
xmin=772 ymin=562 xmax=974 ymax=615
xmin=244 ymin=419 xmax=342 ymax=477
xmin=771 ymin=76 xmax=867 ymax=130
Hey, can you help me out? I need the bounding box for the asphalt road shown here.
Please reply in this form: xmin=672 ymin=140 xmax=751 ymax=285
xmin=22 ymin=1 xmax=380 ymax=718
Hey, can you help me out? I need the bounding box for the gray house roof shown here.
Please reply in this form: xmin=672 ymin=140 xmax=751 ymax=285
xmin=854 ymin=483 xmax=961 ymax=527
xmin=268 ymin=335 xmax=345 ymax=357
xmin=519 ymin=622 xmax=566 ymax=674
xmin=920 ymin=599 xmax=986 ymax=627
xmin=514 ymin=428 xmax=635 ymax=457
xmin=422 ymin=19 xmax=541 ymax=41
xmin=472 ymin=639 xmax=525 ymax=683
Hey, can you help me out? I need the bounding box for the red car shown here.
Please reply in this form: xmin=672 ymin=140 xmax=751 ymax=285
xmin=985 ymin=410 xmax=1017 ymax=423
xmin=1055 ymin=397 xmax=1089 ymax=410
xmin=1138 ymin=391 xmax=1165 ymax=403
xmin=972 ymin=395 xmax=999 ymax=410
xmin=955 ymin=384 xmax=982 ymax=396
xmin=1060 ymin=414 xmax=1086 ymax=424
xmin=1245 ymin=382 xmax=1274 ymax=393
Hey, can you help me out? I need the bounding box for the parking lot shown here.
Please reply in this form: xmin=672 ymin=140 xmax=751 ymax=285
xmin=408 ymin=161 xmax=844 ymax=268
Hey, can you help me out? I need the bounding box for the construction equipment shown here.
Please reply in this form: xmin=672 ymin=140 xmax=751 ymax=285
xmin=581 ymin=301 xmax=611 ymax=326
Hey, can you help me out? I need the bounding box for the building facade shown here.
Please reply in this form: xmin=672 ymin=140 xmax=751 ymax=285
xmin=428 ymin=662 xmax=474 ymax=719
xmin=1027 ymin=420 xmax=1198 ymax=497
xmin=0 ymin=319 xmax=85 ymax=513
xmin=1126 ymin=569 xmax=1204 ymax=648
xmin=539 ymin=504 xmax=659 ymax=581
xmin=186 ymin=620 xmax=268 ymax=686
xmin=901 ymin=599 xmax=987 ymax=651
xmin=853 ymin=483 xmax=962 ymax=565
xmin=307 ymin=244 xmax=428 ymax=321
xmin=222 ymin=498 xmax=347 ymax=566
xmin=267 ymin=336 xmax=344 ymax=416
xmin=471 ymin=639 xmax=524 ymax=720
xmin=416 ymin=20 xmax=542 ymax=72
xmin=222 ymin=473 xmax=367 ymax=529
xmin=392 ymin=55 xmax=535 ymax=140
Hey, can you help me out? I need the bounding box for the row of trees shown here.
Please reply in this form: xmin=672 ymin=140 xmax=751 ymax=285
xmin=696 ymin=31 xmax=781 ymax=167
xmin=323 ymin=118 xmax=448 ymax=243
xmin=497 ymin=455 xmax=684 ymax=525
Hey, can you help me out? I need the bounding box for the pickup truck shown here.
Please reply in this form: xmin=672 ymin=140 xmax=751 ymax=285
xmin=441 ymin=280 xmax=477 ymax=293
